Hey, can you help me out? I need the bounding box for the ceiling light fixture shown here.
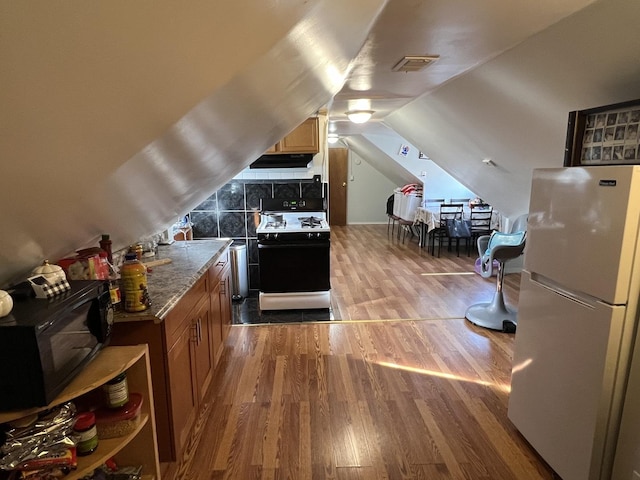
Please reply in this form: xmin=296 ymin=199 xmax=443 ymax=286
xmin=327 ymin=133 xmax=340 ymax=144
xmin=346 ymin=110 xmax=374 ymax=124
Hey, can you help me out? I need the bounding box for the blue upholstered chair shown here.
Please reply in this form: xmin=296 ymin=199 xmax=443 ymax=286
xmin=465 ymin=219 xmax=527 ymax=332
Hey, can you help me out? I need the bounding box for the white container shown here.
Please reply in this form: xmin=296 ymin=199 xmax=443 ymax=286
xmin=398 ymin=193 xmax=421 ymax=221
xmin=393 ymin=190 xmax=403 ymax=217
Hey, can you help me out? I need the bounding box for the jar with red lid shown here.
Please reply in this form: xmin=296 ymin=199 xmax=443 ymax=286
xmin=73 ymin=412 xmax=98 ymax=455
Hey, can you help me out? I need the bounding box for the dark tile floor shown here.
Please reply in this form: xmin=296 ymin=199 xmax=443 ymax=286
xmin=232 ymin=291 xmax=337 ymax=324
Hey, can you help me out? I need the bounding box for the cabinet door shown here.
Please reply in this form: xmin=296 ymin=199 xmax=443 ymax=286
xmin=209 ymin=280 xmax=223 ymax=364
xmin=192 ymin=296 xmax=214 ymax=402
xmin=167 ymin=323 xmax=198 ymax=456
xmin=279 ymin=117 xmax=319 ymax=153
xmin=219 ymin=266 xmax=232 ymax=340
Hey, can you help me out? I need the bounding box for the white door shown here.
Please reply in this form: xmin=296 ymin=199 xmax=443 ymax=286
xmin=509 ymin=272 xmax=627 ymax=480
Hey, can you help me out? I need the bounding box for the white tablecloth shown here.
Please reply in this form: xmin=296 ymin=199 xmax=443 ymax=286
xmin=413 ymin=206 xmax=504 ymax=249
xmin=414 ymin=207 xmax=440 ymax=233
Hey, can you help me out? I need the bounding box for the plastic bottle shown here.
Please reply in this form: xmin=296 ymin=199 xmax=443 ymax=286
xmin=108 ymin=263 xmax=122 ymax=310
xmin=128 ymin=243 xmax=143 ymax=261
xmin=97 ymin=251 xmax=110 ymax=280
xmin=120 ymin=253 xmax=151 ymax=312
xmin=99 ymin=234 xmax=113 ymax=264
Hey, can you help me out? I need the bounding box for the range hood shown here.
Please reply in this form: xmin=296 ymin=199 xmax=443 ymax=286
xmin=250 ymin=153 xmax=313 ymax=169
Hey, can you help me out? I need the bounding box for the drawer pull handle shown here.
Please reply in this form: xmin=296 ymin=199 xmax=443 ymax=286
xmin=191 ymin=322 xmax=199 ymax=344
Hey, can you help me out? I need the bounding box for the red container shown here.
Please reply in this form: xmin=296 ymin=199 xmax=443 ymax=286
xmin=94 ymin=392 xmax=143 ymax=439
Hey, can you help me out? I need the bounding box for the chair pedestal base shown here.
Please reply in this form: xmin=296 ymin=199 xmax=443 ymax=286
xmin=465 ymin=291 xmax=517 ymax=333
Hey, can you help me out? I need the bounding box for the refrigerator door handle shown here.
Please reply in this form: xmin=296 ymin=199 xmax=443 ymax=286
xmin=530 ymin=272 xmax=598 ymax=309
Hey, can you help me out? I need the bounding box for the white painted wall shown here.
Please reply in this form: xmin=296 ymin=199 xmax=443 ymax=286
xmin=340 ymin=134 xmax=477 ymax=224
xmin=361 ymin=133 xmax=476 ymax=202
xmin=345 ymin=150 xmax=398 ymax=224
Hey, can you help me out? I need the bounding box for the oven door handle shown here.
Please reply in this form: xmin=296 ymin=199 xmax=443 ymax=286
xmin=258 ymin=241 xmax=329 ymax=249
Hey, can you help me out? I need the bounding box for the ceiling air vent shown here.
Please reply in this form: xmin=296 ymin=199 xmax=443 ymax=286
xmin=392 ymin=55 xmax=440 ymax=72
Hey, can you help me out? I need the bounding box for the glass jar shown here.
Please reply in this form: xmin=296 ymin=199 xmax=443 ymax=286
xmin=120 ymin=253 xmax=151 ymax=312
xmin=74 ymin=412 xmax=98 ymax=456
xmin=103 ymin=372 xmax=129 ymax=408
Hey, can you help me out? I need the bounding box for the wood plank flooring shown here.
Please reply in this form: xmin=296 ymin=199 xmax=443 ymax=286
xmin=330 ymin=225 xmax=521 ymax=321
xmin=164 ymin=225 xmax=557 ymax=480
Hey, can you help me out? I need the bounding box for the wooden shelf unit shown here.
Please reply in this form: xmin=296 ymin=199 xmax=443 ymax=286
xmin=0 ymin=345 xmax=161 ymax=480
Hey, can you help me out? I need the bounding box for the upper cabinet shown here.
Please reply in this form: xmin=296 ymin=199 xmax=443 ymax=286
xmin=265 ymin=117 xmax=319 ymax=154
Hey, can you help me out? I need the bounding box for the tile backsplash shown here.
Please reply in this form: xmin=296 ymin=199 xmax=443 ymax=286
xmin=190 ymin=178 xmax=325 ymax=291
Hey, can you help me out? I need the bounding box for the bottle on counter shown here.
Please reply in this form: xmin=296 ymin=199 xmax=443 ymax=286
xmin=107 ymin=261 xmax=122 ymax=310
xmin=129 ymin=243 xmax=144 ymax=261
xmin=120 ymin=253 xmax=151 ymax=313
xmin=99 ymin=234 xmax=113 ymax=264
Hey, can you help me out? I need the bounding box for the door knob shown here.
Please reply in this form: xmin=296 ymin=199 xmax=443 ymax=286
xmin=342 ymin=182 xmax=346 ymax=187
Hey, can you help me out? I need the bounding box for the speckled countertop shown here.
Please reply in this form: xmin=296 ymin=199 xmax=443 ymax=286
xmin=114 ymin=238 xmax=232 ymax=323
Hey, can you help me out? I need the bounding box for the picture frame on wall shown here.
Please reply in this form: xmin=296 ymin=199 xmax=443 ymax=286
xmin=564 ymin=98 xmax=640 ymax=166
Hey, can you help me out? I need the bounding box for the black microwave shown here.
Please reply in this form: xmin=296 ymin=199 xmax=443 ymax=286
xmin=0 ymin=280 xmax=113 ymax=410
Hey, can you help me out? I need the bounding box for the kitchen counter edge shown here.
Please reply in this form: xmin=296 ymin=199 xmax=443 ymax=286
xmin=114 ymin=238 xmax=233 ymax=324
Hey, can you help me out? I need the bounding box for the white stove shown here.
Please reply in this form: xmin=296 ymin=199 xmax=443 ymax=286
xmin=257 ymin=198 xmax=331 ymax=311
xmin=257 ymin=212 xmax=330 ymax=234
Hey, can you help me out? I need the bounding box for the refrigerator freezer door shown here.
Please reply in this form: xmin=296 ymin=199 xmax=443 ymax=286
xmin=509 ymin=272 xmax=628 ymax=480
xmin=525 ymin=166 xmax=640 ymax=305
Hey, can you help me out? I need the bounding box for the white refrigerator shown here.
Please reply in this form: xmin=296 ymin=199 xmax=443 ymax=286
xmin=508 ymin=166 xmax=640 ymax=480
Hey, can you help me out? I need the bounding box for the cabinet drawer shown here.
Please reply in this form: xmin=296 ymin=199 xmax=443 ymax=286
xmin=209 ymin=247 xmax=229 ymax=285
xmin=164 ymin=274 xmax=208 ymax=348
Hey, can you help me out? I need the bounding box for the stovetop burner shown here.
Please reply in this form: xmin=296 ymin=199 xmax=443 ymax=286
xmin=265 ymin=220 xmax=286 ymax=229
xmin=299 ymin=216 xmax=323 ymax=228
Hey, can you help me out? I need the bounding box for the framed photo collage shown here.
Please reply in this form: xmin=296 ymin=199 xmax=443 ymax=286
xmin=581 ymin=108 xmax=640 ymax=164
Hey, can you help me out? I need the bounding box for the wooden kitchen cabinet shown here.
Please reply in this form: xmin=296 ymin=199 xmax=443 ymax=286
xmin=208 ymin=246 xmax=232 ymax=346
xmin=265 ymin=117 xmax=319 ymax=154
xmin=165 ymin=292 xmax=214 ymax=457
xmin=219 ymin=264 xmax=232 ymax=340
xmin=192 ymin=296 xmax=215 ymax=401
xmin=0 ymin=345 xmax=160 ymax=480
xmin=110 ymin=246 xmax=232 ymax=464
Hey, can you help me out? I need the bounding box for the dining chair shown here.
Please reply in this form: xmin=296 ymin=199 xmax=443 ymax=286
xmin=430 ymin=203 xmax=464 ymax=256
xmin=386 ymin=194 xmax=400 ymax=236
xmin=469 ymin=203 xmax=493 ymax=255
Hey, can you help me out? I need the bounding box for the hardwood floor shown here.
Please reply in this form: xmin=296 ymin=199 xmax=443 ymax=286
xmin=163 ymin=225 xmax=557 ymax=480
xmin=330 ymin=225 xmax=521 ymax=321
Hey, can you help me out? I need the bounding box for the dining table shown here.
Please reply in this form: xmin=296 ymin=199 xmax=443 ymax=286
xmin=413 ymin=207 xmax=440 ymax=248
xmin=413 ymin=206 xmax=503 ymax=251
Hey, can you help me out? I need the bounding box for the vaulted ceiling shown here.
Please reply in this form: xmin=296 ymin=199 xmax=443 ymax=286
xmin=328 ymin=0 xmax=596 ymax=135
xmin=2 ymin=0 xmax=640 ymax=287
